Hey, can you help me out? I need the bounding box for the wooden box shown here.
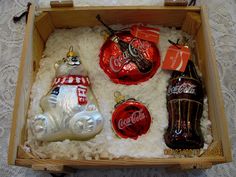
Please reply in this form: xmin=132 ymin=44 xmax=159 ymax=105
xmin=8 ymin=4 xmax=232 ymax=173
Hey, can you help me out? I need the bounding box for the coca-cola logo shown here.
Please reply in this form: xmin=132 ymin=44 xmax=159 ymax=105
xmin=118 ymin=109 xmax=145 ymax=130
xmin=109 ymin=38 xmax=151 ymax=73
xmin=109 ymin=51 xmax=130 ymax=72
xmin=128 ymin=38 xmax=151 ymax=58
xmin=167 ymin=82 xmax=196 ymax=96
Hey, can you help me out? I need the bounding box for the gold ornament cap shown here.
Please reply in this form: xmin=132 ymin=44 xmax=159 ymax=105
xmin=100 ymin=30 xmax=110 ymax=40
xmin=67 ymin=46 xmax=77 ymax=57
xmin=114 ymin=91 xmax=125 ymax=104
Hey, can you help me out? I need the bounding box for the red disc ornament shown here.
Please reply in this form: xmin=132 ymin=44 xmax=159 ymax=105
xmin=99 ymin=31 xmax=161 ymax=85
xmin=112 ymin=94 xmax=152 ymax=140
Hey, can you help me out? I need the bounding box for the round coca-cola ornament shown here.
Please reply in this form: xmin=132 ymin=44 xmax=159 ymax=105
xmin=100 ymin=31 xmax=160 ymax=85
xmin=111 ymin=92 xmax=152 ymax=140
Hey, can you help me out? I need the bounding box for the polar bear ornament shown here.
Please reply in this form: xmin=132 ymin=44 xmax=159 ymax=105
xmin=30 ymin=46 xmax=104 ymax=141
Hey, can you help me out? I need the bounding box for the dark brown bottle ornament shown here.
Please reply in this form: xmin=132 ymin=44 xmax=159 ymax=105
xmin=164 ymin=60 xmax=204 ymax=149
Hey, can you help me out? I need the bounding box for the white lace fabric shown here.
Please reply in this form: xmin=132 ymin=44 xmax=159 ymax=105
xmin=0 ymin=0 xmax=236 ymax=176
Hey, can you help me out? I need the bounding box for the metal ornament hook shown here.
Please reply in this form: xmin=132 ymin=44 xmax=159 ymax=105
xmin=69 ymin=46 xmax=73 ymax=52
xmin=114 ymin=91 xmax=121 ymax=98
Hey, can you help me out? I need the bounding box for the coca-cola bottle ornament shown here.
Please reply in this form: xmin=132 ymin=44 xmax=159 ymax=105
xmin=97 ymin=15 xmax=161 ymax=85
xmin=30 ymin=47 xmax=104 ymax=141
xmin=111 ymin=91 xmax=151 ymax=140
xmin=164 ymin=60 xmax=204 ymax=149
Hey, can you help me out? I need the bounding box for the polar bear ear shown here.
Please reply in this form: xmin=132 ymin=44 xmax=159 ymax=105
xmin=55 ymin=58 xmax=66 ymax=69
xmin=55 ymin=62 xmax=60 ymax=69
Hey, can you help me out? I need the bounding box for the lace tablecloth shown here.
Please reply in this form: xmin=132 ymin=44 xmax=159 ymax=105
xmin=0 ymin=0 xmax=235 ymax=176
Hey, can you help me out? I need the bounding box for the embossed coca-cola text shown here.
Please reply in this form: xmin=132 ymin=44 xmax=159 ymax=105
xmin=167 ymin=82 xmax=196 ymax=96
xmin=118 ymin=109 xmax=146 ymax=130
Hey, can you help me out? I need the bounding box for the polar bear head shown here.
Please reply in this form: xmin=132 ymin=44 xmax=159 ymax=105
xmin=55 ymin=47 xmax=87 ymax=77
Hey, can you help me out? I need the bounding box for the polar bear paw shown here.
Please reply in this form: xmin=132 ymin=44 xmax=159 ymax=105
xmin=30 ymin=114 xmax=52 ymax=140
xmin=69 ymin=109 xmax=104 ymax=140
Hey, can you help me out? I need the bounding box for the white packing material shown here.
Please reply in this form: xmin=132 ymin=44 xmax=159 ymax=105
xmin=27 ymin=25 xmax=212 ymax=160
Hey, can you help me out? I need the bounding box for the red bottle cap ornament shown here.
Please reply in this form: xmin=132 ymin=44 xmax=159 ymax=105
xmin=111 ymin=92 xmax=152 ymax=140
xmin=99 ymin=31 xmax=161 ymax=85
